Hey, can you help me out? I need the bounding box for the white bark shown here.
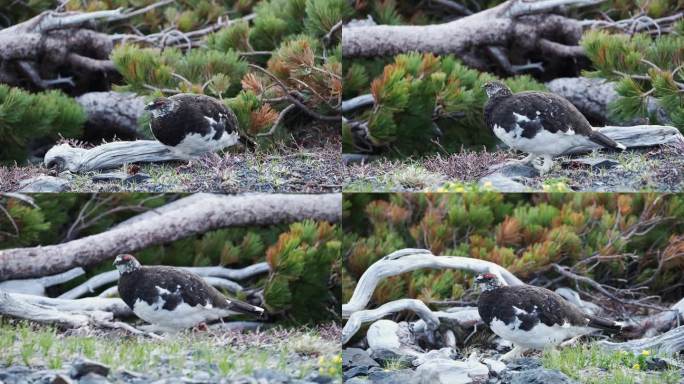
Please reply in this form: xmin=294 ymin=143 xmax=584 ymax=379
xmin=44 ymin=141 xmax=184 ymax=172
xmin=11 ymin=292 xmax=133 ymax=317
xmin=343 ymin=299 xmax=440 ymax=344
xmin=0 ymin=194 xmax=340 ymax=280
xmin=599 ymin=326 xmax=684 ymax=354
xmin=563 ymin=125 xmax=684 ymax=155
xmin=0 ymin=267 xmax=84 ymax=296
xmin=342 ymin=249 xmax=523 ymax=317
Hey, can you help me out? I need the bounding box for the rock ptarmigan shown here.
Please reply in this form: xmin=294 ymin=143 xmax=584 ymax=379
xmin=475 ymin=273 xmax=622 ymax=361
xmin=145 ymin=93 xmax=240 ymax=160
xmin=114 ymin=254 xmax=264 ymax=332
xmin=482 ymin=81 xmax=626 ymax=174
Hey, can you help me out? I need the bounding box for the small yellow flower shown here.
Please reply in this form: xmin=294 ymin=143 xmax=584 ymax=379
xmin=319 ymin=367 xmax=325 ymax=374
xmin=632 ymin=363 xmax=640 ymax=370
xmin=332 ymin=355 xmax=342 ymax=364
xmin=318 ymin=356 xmax=325 ymax=365
xmin=483 ymin=181 xmax=493 ymax=189
xmin=454 ymin=186 xmax=465 ymax=193
xmin=641 ymin=350 xmax=650 ymax=356
xmin=328 ymin=367 xmax=337 ymax=375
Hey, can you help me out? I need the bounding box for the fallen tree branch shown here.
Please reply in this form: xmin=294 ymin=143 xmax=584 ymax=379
xmin=342 ymin=299 xmax=440 ymax=344
xmin=0 ymin=267 xmax=84 ymax=296
xmin=3 ymin=292 xmax=133 ymax=317
xmin=342 ymin=248 xmax=523 ymax=317
xmin=342 ymin=0 xmax=588 ymax=70
xmin=76 ymin=92 xmax=147 ymax=141
xmin=599 ymin=325 xmax=684 ymax=354
xmin=0 ymin=194 xmax=340 ymax=280
xmin=43 ymin=141 xmax=186 ymax=172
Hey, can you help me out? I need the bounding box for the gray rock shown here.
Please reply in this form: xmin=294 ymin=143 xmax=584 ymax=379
xmin=344 ymin=366 xmax=369 ymax=381
xmin=91 ymin=172 xmax=150 ymax=185
xmin=302 ymin=372 xmax=333 ymax=383
xmin=566 ymin=158 xmax=619 ymax=169
xmin=18 ymin=176 xmax=69 ymax=192
xmin=412 ymin=348 xmax=457 ymax=366
xmin=506 ymin=357 xmax=542 ymax=371
xmin=368 ymin=369 xmax=414 ymax=384
xmin=77 ymin=373 xmax=111 ymax=384
xmin=493 ymin=163 xmax=540 ymax=178
xmin=70 ymin=359 xmax=110 ymax=379
xmin=51 ymin=374 xmax=75 ymax=384
xmin=413 ymin=357 xmax=489 ymax=384
xmin=343 ymin=348 xmax=380 ymax=369
xmin=510 ymin=368 xmax=576 ymax=384
xmin=483 ymin=358 xmax=507 ymax=376
xmin=253 ymin=369 xmax=290 ymax=383
xmin=479 ymin=174 xmax=528 ymax=192
xmin=370 ymin=348 xmax=416 ymax=367
xmin=344 ymin=378 xmax=369 ymax=384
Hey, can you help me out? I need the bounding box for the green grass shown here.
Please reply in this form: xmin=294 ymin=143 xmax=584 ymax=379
xmin=0 ymin=319 xmax=341 ymax=382
xmin=542 ymin=344 xmax=682 ymax=384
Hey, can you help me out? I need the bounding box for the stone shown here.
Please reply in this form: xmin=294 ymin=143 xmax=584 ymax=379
xmin=253 ymin=369 xmax=290 ymax=383
xmin=91 ymin=172 xmax=150 ymax=185
xmin=51 ymin=374 xmax=75 ymax=384
xmin=342 ymin=348 xmax=380 ymax=369
xmin=303 ymin=372 xmax=333 ymax=383
xmin=77 ymin=373 xmax=111 ymax=384
xmin=510 ymin=368 xmax=576 ymax=384
xmin=368 ymin=369 xmax=414 ymax=384
xmin=567 ymin=158 xmax=619 ymax=170
xmin=483 ymin=358 xmax=507 ymax=376
xmin=494 ymin=163 xmax=540 ymax=178
xmin=343 ymin=378 xmax=368 ymax=384
xmin=412 ymin=348 xmax=457 ymax=366
xmin=366 ymin=320 xmax=401 ymax=350
xmin=343 ymin=366 xmax=369 ymax=381
xmin=413 ymin=358 xmax=489 ymax=384
xmin=18 ymin=176 xmax=69 ymax=192
xmin=70 ymin=358 xmax=110 ymax=379
xmin=506 ymin=357 xmax=542 ymax=371
xmin=479 ymin=174 xmax=528 ymax=192
xmin=369 ymin=348 xmax=416 ymax=367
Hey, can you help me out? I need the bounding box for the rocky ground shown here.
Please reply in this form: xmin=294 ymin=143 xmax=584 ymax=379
xmin=342 ymin=342 xmax=683 ymax=384
xmin=0 ymin=321 xmax=342 ymax=384
xmin=343 ymin=144 xmax=684 ymax=193
xmin=0 ymin=139 xmax=342 ymax=193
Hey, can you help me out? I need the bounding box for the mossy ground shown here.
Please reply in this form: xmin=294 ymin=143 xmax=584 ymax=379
xmin=343 ymin=145 xmax=684 ymax=192
xmin=541 ymin=344 xmax=682 ymax=384
xmin=0 ymin=319 xmax=342 ymax=382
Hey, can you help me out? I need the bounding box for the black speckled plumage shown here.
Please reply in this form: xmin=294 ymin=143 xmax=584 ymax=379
xmin=483 ymin=89 xmax=623 ymax=151
xmin=478 ymin=284 xmax=622 ymax=334
xmin=149 ymin=93 xmax=239 ymax=148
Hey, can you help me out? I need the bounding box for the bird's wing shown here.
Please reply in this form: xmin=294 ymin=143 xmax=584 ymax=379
xmin=497 ymin=92 xmax=594 ymax=136
xmin=194 ymin=95 xmax=239 ymax=138
xmin=494 ymin=286 xmax=589 ymax=329
xmin=146 ymin=267 xmax=263 ymax=316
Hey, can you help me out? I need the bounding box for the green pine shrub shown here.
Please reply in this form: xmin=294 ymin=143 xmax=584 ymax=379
xmin=342 ymin=53 xmax=546 ymax=154
xmin=581 ymin=28 xmax=684 ymax=130
xmin=0 ymin=85 xmax=85 ymax=162
xmin=263 ymin=220 xmax=341 ymax=323
xmin=343 ymin=193 xmax=684 ymax=307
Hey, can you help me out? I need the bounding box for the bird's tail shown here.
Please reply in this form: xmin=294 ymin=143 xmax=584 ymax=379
xmin=226 ymin=299 xmax=266 ymax=317
xmin=589 ymin=130 xmax=626 ymax=151
xmin=587 ymin=314 xmax=623 ymax=333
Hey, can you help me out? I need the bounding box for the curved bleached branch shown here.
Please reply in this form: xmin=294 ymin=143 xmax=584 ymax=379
xmin=342 ymin=299 xmax=440 ymax=344
xmin=599 ymin=326 xmax=684 ymax=354
xmin=43 ymin=141 xmax=184 ymax=172
xmin=342 ymin=249 xmax=523 ymax=317
xmin=0 ymin=267 xmax=85 ymax=296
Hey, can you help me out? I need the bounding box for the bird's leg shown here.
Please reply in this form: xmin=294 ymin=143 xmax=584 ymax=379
xmin=536 ymin=154 xmax=554 ymax=175
xmin=500 ymin=345 xmax=528 ymax=362
xmin=512 ymin=153 xmax=536 ymax=166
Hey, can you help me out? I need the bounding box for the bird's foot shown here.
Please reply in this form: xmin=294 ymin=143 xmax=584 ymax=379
xmin=533 ymin=154 xmax=554 ymax=176
xmin=500 ymin=345 xmax=528 ymax=362
xmin=192 ymin=323 xmax=209 ymax=332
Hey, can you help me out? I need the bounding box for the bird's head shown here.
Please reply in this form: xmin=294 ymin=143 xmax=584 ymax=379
xmin=482 ymin=81 xmax=512 ymax=99
xmin=144 ymin=97 xmax=177 ymax=118
xmin=113 ymin=254 xmax=141 ymax=275
xmin=475 ymin=273 xmax=503 ymax=291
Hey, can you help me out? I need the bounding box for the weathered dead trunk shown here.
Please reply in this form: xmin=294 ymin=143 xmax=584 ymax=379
xmin=342 ymin=0 xmax=595 ymax=71
xmin=0 ymin=194 xmax=341 ymax=280
xmin=76 ymin=92 xmax=147 ymax=141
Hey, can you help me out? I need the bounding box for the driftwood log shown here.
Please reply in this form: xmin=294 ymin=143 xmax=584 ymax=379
xmin=343 ymin=248 xmax=684 ymax=354
xmin=342 ymin=0 xmax=599 ymax=71
xmin=0 ymin=193 xmax=341 ymax=280
xmin=0 ymin=267 xmax=84 ymax=296
xmin=76 ymin=92 xmax=147 ymax=141
xmin=44 ymin=140 xmax=184 ymax=172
